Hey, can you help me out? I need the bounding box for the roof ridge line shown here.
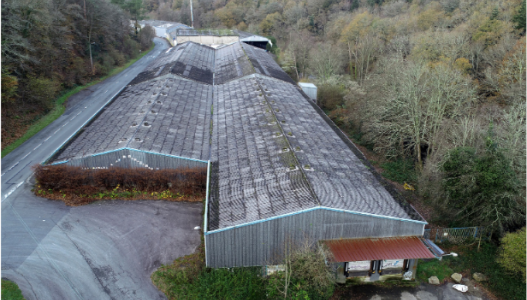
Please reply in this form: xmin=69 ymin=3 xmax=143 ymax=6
xmin=254 ymin=78 xmax=321 ymax=207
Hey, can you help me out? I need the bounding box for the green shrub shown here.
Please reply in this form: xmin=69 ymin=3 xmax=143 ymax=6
xmin=23 ymin=76 xmax=61 ymax=111
xmin=317 ymin=84 xmax=345 ymax=111
xmin=497 ymin=227 xmax=526 ymax=281
xmin=267 ymin=242 xmax=334 ymax=300
xmin=380 ymin=159 xmax=417 ymax=185
xmin=441 ymin=142 xmax=524 ymax=233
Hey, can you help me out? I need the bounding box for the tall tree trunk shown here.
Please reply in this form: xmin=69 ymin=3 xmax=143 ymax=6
xmin=88 ymin=21 xmax=94 ymax=75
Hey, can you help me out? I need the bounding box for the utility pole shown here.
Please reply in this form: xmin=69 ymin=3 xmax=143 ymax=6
xmin=190 ymin=0 xmax=194 ymax=28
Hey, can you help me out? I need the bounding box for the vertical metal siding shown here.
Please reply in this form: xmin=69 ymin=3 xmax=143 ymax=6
xmin=57 ymin=148 xmax=207 ymax=170
xmin=206 ymin=209 xmax=424 ymax=268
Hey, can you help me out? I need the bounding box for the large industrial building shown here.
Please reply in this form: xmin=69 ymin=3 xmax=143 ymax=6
xmin=51 ymin=37 xmax=438 ymax=281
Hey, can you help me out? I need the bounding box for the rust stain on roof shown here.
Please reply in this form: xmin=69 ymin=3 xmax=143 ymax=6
xmin=323 ymin=236 xmax=436 ymax=262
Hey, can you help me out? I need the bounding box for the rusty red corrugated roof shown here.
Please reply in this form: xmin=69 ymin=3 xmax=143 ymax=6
xmin=323 ymin=236 xmax=436 ymax=262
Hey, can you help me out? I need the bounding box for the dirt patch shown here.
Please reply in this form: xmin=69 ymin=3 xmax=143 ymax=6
xmin=36 ymin=190 xmax=204 ymax=206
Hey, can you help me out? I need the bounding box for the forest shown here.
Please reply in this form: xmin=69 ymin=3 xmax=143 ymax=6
xmin=1 ymin=0 xmax=154 ymax=149
xmin=147 ymin=0 xmax=527 ymax=235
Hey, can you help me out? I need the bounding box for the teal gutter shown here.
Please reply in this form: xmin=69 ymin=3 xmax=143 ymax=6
xmin=204 ymin=160 xmax=211 ymax=266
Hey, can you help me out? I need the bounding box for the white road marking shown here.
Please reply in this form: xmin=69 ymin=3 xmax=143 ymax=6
xmin=4 ymin=181 xmax=23 ymax=199
xmin=33 ymin=143 xmax=42 ymax=151
xmin=44 ymin=136 xmax=52 ymax=141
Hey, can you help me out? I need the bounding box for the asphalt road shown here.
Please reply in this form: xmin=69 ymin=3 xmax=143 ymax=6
xmin=2 ymin=38 xmax=203 ymax=299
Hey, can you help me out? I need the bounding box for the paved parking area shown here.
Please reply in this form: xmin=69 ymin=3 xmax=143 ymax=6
xmin=2 ymin=181 xmax=202 ymax=300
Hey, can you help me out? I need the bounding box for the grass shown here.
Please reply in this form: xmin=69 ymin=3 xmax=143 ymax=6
xmin=452 ymin=243 xmax=525 ymax=300
xmin=416 ymin=258 xmax=455 ymax=282
xmin=416 ymin=243 xmax=526 ymax=300
xmin=151 ymin=235 xmax=267 ymax=300
xmin=1 ymin=42 xmax=155 ymax=158
xmin=1 ymin=279 xmax=25 ymax=300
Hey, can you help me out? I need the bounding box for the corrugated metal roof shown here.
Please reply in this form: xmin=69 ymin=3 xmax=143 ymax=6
xmin=323 ymin=236 xmax=435 ymax=262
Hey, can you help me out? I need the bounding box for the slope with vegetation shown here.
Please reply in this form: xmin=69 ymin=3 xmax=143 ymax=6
xmin=1 ymin=0 xmax=155 ymax=152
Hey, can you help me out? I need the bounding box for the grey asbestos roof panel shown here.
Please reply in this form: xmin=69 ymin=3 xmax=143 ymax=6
xmin=241 ymin=43 xmax=295 ymax=84
xmin=255 ymin=76 xmax=414 ymax=220
xmin=55 ymin=77 xmax=212 ymax=162
xmin=170 ymin=43 xmax=215 ymax=85
xmin=214 ymin=42 xmax=254 ymax=85
xmin=208 ymin=77 xmax=318 ymax=230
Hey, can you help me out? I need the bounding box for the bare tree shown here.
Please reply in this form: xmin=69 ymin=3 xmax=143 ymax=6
xmin=310 ymin=43 xmax=345 ymax=82
xmin=283 ymin=30 xmax=312 ymax=80
xmin=363 ymin=59 xmax=475 ymax=168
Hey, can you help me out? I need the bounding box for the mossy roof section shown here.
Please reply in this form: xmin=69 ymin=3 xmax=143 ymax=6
xmin=55 ymin=77 xmax=212 ymax=162
xmin=131 ymin=42 xmax=215 ymax=85
xmin=256 ymin=77 xmax=418 ymax=220
xmin=214 ymin=42 xmax=254 ymax=85
xmin=208 ymin=77 xmax=319 ymax=230
xmin=241 ymin=43 xmax=295 ymax=84
xmin=131 ymin=42 xmax=294 ymax=86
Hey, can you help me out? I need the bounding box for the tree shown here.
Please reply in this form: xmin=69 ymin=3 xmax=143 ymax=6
xmin=441 ymin=129 xmax=525 ymax=235
xmin=282 ymin=30 xmax=312 ymax=80
xmin=497 ymin=227 xmax=526 ymax=281
xmin=138 ymin=24 xmax=155 ymax=50
xmin=310 ymin=43 xmax=344 ymax=82
xmin=513 ymin=0 xmax=526 ymax=32
xmin=364 ymin=60 xmax=475 ymax=168
xmin=260 ymin=12 xmax=282 ymax=35
xmin=340 ymin=11 xmax=381 ymax=84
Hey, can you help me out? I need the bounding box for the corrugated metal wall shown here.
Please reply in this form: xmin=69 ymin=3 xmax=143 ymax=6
xmin=54 ymin=148 xmax=207 ymax=170
xmin=205 ymin=209 xmax=425 ymax=268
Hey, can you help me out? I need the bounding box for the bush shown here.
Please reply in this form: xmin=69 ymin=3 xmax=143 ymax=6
xmin=380 ymin=159 xmax=417 ymax=185
xmin=33 ymin=165 xmax=207 ymax=205
xmin=267 ymin=241 xmax=335 ymax=300
xmin=497 ymin=227 xmax=526 ymax=281
xmin=317 ymin=84 xmax=345 ymax=111
xmin=23 ymin=76 xmax=61 ymax=111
